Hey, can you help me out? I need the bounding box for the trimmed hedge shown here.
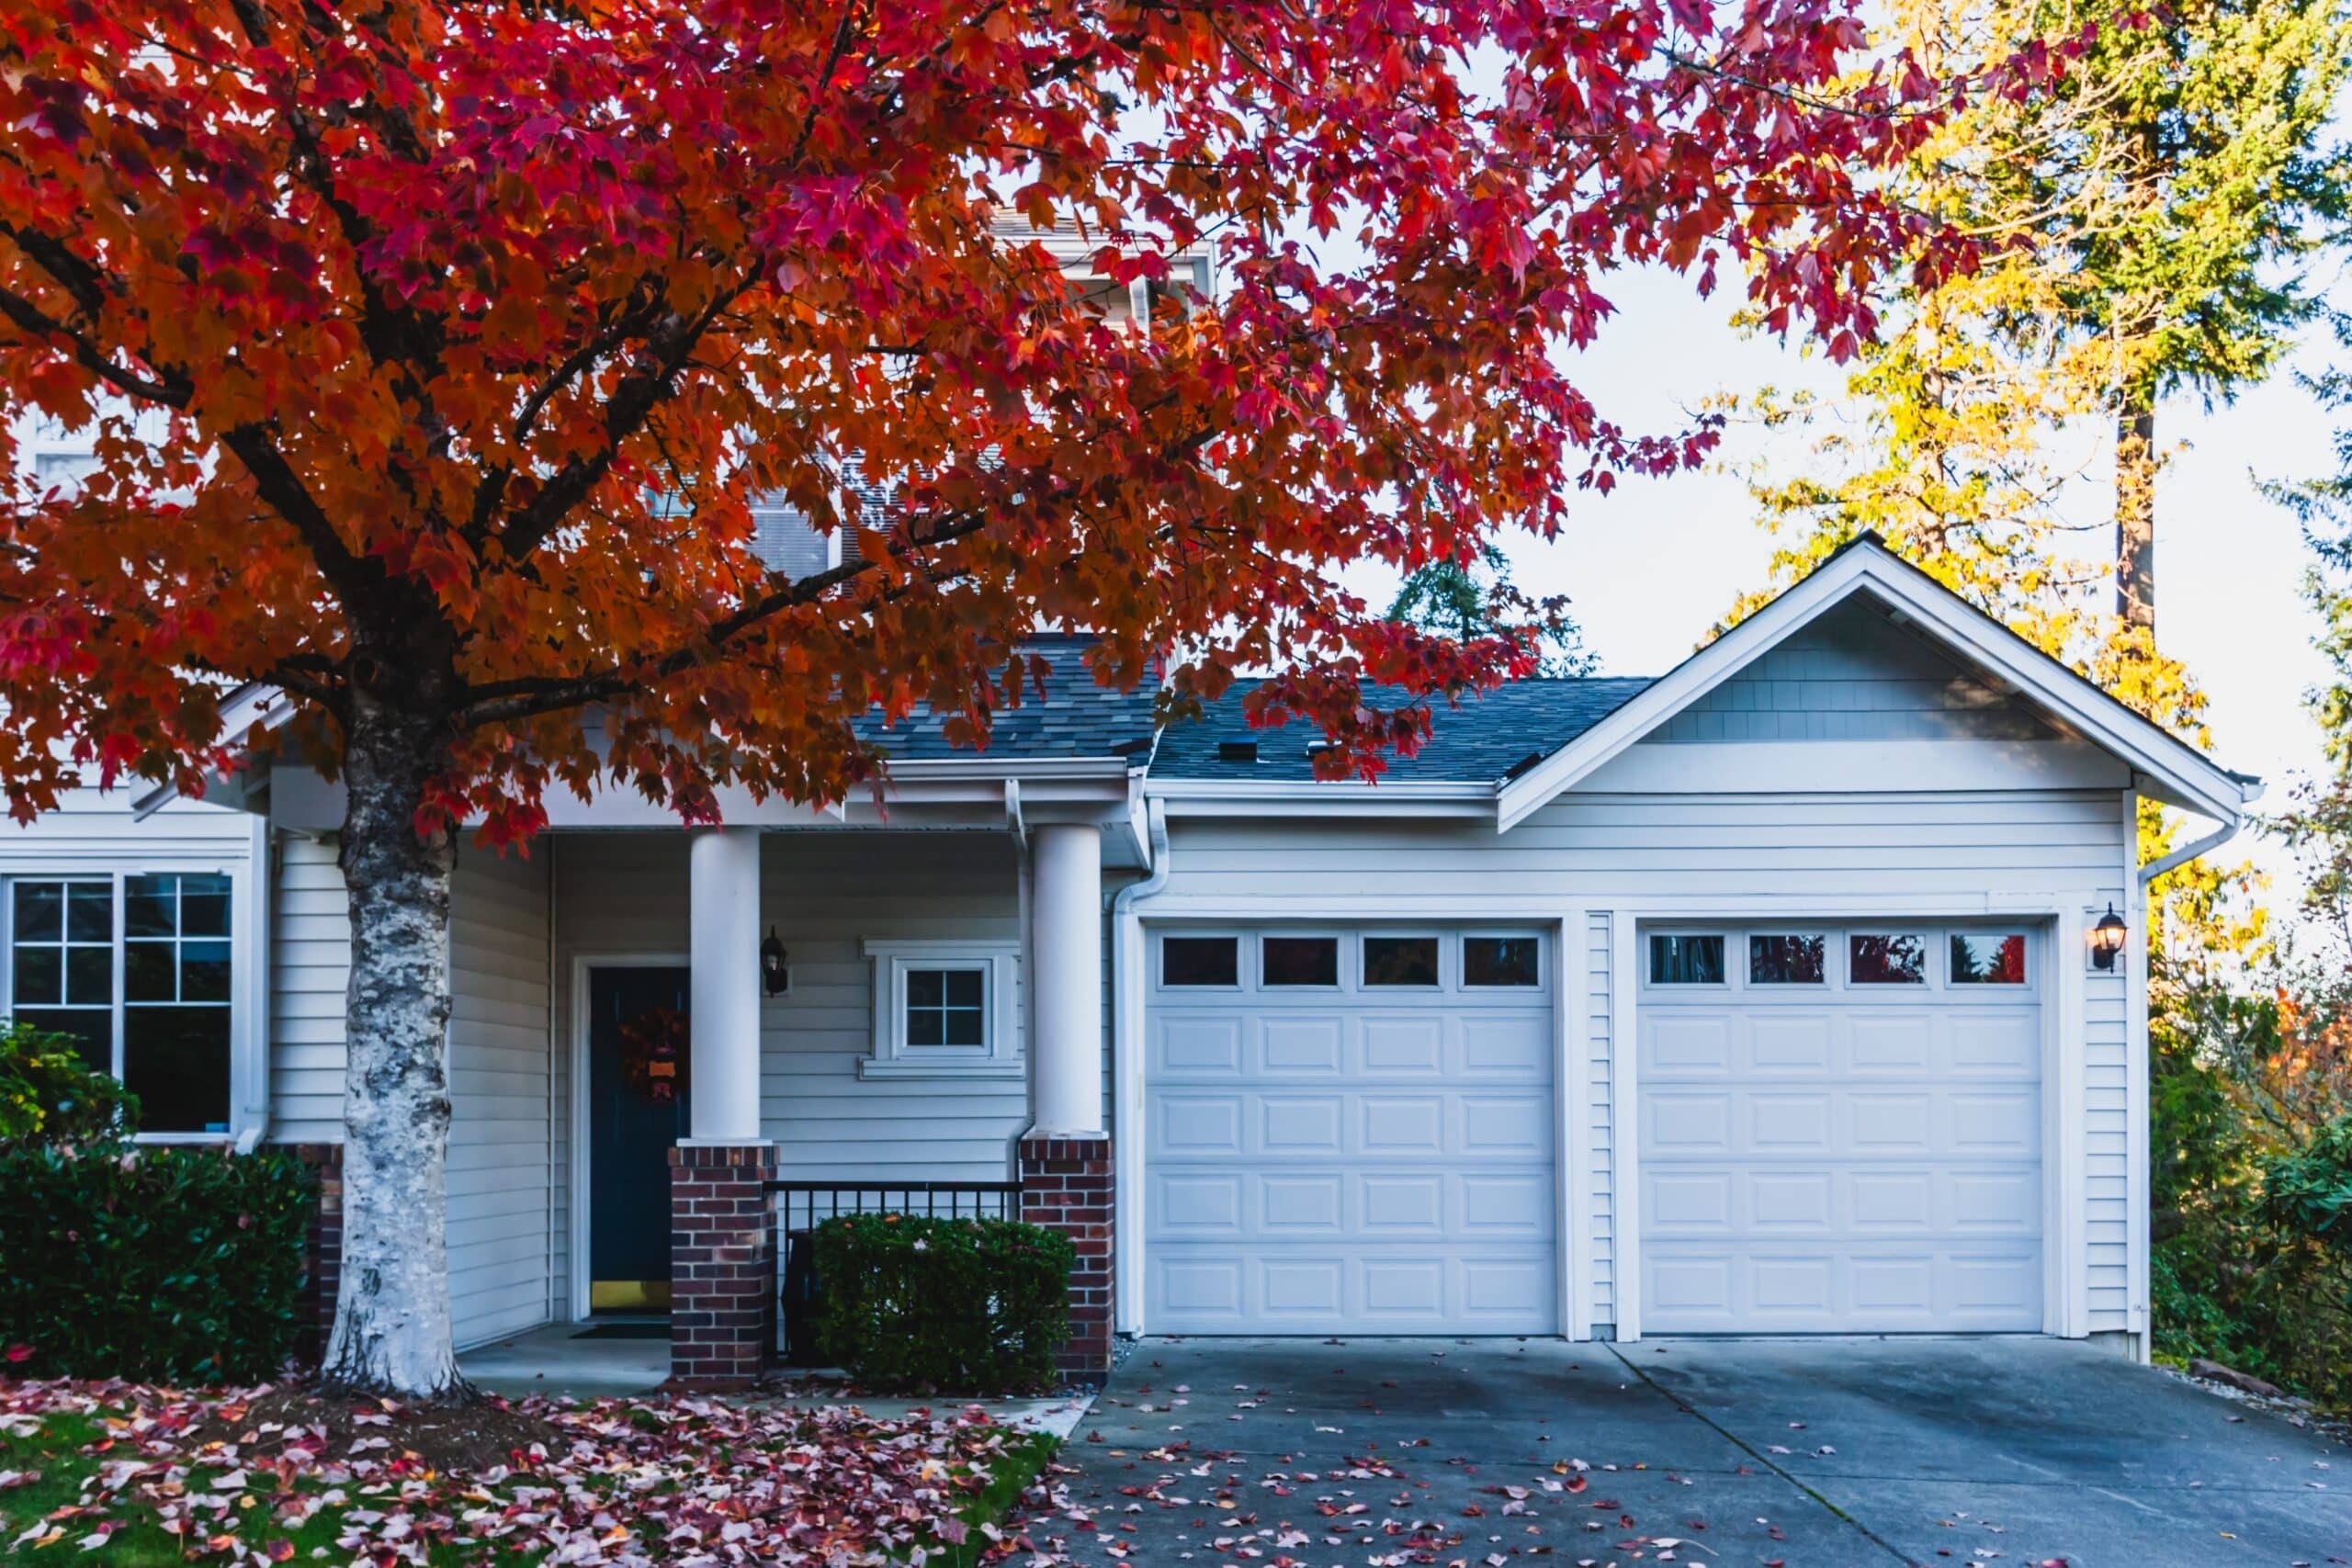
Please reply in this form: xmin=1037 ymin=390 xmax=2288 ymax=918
xmin=0 ymin=1142 xmax=316 ymax=1383
xmin=811 ymin=1213 xmax=1072 ymax=1393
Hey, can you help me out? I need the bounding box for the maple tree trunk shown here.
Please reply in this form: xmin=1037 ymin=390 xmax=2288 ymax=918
xmin=320 ymin=689 xmax=472 ymax=1403
xmin=2115 ymin=387 xmax=2157 ymax=636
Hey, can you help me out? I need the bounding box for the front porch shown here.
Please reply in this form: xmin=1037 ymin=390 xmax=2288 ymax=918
xmin=297 ymin=799 xmax=1136 ymax=1389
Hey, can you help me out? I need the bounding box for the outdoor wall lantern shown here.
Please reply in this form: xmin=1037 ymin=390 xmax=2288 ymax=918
xmin=761 ymin=926 xmax=790 ymax=996
xmin=2089 ymin=904 xmax=2128 ymax=971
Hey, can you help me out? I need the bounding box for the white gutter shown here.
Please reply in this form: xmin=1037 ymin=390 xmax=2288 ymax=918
xmin=2138 ymin=816 xmax=2245 ymax=886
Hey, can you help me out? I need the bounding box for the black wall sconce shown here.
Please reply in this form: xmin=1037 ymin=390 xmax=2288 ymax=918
xmin=2089 ymin=904 xmax=2127 ymax=971
xmin=761 ymin=925 xmax=790 ymax=996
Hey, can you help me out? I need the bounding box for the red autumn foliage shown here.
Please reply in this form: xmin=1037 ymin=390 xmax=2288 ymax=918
xmin=0 ymin=0 xmax=1971 ymax=836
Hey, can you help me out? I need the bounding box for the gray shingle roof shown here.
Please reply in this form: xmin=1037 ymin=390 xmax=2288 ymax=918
xmin=1148 ymin=677 xmax=1656 ymax=783
xmin=851 ymin=635 xmax=1159 ymax=761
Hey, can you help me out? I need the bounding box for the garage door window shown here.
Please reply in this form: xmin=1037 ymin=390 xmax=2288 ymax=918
xmin=1464 ymin=935 xmax=1541 ymax=987
xmin=1261 ymin=935 xmax=1339 ymax=987
xmin=1162 ymin=936 xmax=1239 ymax=988
xmin=1362 ymin=935 xmax=1440 ymax=987
xmin=1649 ymin=933 xmax=1724 ymax=986
xmin=1849 ymin=932 xmax=1928 ymax=984
xmin=1748 ymin=933 xmax=1826 ymax=985
xmin=1951 ymin=931 xmax=2029 ymax=984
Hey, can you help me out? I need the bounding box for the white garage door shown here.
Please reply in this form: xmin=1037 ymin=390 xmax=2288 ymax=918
xmin=1145 ymin=927 xmax=1557 ymax=1335
xmin=1638 ymin=924 xmax=2044 ymax=1334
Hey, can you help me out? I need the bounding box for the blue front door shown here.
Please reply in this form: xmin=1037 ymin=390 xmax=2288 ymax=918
xmin=587 ymin=964 xmax=691 ymax=1312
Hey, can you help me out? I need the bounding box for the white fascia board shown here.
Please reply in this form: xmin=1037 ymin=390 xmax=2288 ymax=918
xmin=1144 ymin=777 xmax=1496 ymax=818
xmin=1494 ymin=541 xmax=2258 ymax=833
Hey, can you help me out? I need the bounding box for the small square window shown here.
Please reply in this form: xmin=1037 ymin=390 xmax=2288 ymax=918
xmin=1363 ymin=935 xmax=1440 ymax=987
xmin=1749 ymin=934 xmax=1826 ymax=985
xmin=904 ymin=966 xmax=986 ymax=1047
xmin=1951 ymin=931 xmax=2028 ymax=985
xmin=1649 ymin=934 xmax=1724 ymax=986
xmin=1163 ymin=936 xmax=1239 ymax=987
xmin=1850 ymin=933 xmax=1928 ymax=985
xmin=1261 ymin=935 xmax=1339 ymax=987
xmin=1464 ymin=936 xmax=1541 ymax=987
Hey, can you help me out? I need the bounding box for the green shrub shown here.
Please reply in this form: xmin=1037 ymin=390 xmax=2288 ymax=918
xmin=0 ymin=1143 xmax=316 ymax=1383
xmin=2262 ymin=1115 xmax=2352 ymax=1248
xmin=0 ymin=1020 xmax=139 ymax=1147
xmin=811 ymin=1213 xmax=1072 ymax=1393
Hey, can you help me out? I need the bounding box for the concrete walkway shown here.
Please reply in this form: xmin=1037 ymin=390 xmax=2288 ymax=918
xmin=1041 ymin=1337 xmax=2348 ymax=1567
xmin=458 ymin=1322 xmax=1096 ymax=1437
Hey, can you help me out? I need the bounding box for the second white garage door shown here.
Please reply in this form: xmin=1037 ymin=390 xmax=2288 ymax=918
xmin=1638 ymin=924 xmax=2045 ymax=1334
xmin=1145 ymin=927 xmax=1557 ymax=1335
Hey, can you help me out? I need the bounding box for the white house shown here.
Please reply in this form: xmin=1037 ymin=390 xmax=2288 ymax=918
xmin=2 ymin=536 xmax=2255 ymax=1382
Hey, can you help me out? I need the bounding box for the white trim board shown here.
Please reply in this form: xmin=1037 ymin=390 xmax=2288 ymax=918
xmin=566 ymin=951 xmax=689 ymax=1325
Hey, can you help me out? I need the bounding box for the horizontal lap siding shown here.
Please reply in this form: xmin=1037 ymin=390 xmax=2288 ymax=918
xmin=269 ymin=835 xmax=348 ymax=1143
xmin=1158 ymin=787 xmax=2133 ymax=1337
xmin=447 ymin=846 xmax=553 ymax=1347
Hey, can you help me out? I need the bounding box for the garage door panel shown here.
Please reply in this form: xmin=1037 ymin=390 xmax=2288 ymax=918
xmin=1261 ymin=1094 xmax=1345 ymax=1155
xmin=1639 ymin=923 xmax=2043 ymax=1334
xmin=1148 ymin=926 xmax=1556 ymax=1336
xmin=1262 ymin=1017 xmax=1344 ymax=1072
xmin=1751 ymin=1015 xmax=1833 ymax=1071
xmin=1157 ymin=1016 xmax=1243 ymax=1074
xmin=1363 ymin=1017 xmax=1444 ymax=1074
xmin=1461 ymin=1015 xmax=1553 ymax=1075
xmin=1261 ymin=1173 xmax=1344 ymax=1232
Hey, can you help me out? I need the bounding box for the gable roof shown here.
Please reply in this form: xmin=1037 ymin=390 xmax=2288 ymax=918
xmin=1149 ymin=677 xmax=1654 ymax=783
xmin=1489 ymin=534 xmax=2259 ymax=831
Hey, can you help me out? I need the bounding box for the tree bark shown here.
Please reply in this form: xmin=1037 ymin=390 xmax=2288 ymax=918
xmin=319 ymin=687 xmax=473 ymax=1403
xmin=2115 ymin=389 xmax=2157 ymax=635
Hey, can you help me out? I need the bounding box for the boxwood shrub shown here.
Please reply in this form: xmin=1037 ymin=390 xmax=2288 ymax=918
xmin=0 ymin=1141 xmax=316 ymax=1383
xmin=811 ymin=1213 xmax=1073 ymax=1393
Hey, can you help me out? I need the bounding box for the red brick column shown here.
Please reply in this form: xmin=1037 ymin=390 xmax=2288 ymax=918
xmin=1018 ymin=1134 xmax=1113 ymax=1377
xmin=669 ymin=1142 xmax=778 ymax=1389
xmin=284 ymin=1144 xmax=344 ymax=1365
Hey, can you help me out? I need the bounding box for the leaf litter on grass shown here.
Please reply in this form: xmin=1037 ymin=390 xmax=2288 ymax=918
xmin=0 ymin=1376 xmax=1056 ymax=1566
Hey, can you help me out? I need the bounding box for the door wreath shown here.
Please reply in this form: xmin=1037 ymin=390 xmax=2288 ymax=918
xmin=618 ymin=1006 xmax=690 ymax=1103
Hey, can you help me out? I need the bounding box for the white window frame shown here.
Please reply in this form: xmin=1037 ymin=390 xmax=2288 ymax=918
xmin=0 ymin=866 xmax=249 ymax=1143
xmin=1460 ymin=930 xmax=1545 ymax=990
xmin=858 ymin=940 xmax=1022 ymax=1080
xmin=1359 ymin=931 xmax=1445 ymax=991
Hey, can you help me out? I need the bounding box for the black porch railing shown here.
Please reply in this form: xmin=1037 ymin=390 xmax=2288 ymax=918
xmin=764 ymin=1180 xmax=1022 ymax=1363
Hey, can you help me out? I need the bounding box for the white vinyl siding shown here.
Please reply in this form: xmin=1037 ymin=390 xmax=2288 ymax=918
xmin=267 ymin=838 xmax=559 ymax=1346
xmin=268 ymin=835 xmax=348 ymax=1143
xmin=446 ymin=846 xmax=553 ymax=1346
xmin=1151 ymin=789 xmax=2132 ymax=1337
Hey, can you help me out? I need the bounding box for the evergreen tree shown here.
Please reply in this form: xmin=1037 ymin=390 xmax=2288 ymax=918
xmin=1386 ymin=545 xmax=1598 ymax=677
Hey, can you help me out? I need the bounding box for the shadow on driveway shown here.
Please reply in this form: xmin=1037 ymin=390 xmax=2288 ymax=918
xmin=1030 ymin=1337 xmax=2346 ymax=1567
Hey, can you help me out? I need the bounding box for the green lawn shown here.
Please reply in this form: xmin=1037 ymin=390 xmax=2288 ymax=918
xmin=0 ymin=1399 xmax=1058 ymax=1566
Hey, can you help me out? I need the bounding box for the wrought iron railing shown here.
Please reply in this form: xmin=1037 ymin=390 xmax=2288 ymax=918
xmin=765 ymin=1180 xmax=1023 ymax=1363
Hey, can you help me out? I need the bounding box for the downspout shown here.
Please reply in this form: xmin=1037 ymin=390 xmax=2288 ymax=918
xmin=1104 ymin=795 xmax=1168 ymax=1339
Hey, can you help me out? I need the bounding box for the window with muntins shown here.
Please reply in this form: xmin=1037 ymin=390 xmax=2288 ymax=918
xmin=7 ymin=873 xmax=233 ymax=1135
xmin=904 ymin=966 xmax=986 ymax=1047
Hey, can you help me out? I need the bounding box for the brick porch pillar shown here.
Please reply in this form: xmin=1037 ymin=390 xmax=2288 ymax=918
xmin=1019 ymin=1133 xmax=1113 ymax=1377
xmin=287 ymin=1143 xmax=344 ymax=1365
xmin=668 ymin=1142 xmax=778 ymax=1389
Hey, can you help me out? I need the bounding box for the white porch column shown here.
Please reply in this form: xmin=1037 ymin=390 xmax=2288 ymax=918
xmin=688 ymin=826 xmax=763 ymax=1144
xmin=1030 ymin=823 xmax=1106 ymax=1136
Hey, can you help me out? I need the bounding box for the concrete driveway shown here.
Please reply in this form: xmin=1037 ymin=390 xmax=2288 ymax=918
xmin=1038 ymin=1337 xmax=2347 ymax=1567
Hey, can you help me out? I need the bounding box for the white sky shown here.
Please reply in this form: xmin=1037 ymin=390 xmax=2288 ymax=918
xmin=1337 ymin=264 xmax=2339 ymax=914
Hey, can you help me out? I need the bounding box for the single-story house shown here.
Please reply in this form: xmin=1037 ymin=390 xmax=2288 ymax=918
xmin=0 ymin=535 xmax=2256 ymax=1382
